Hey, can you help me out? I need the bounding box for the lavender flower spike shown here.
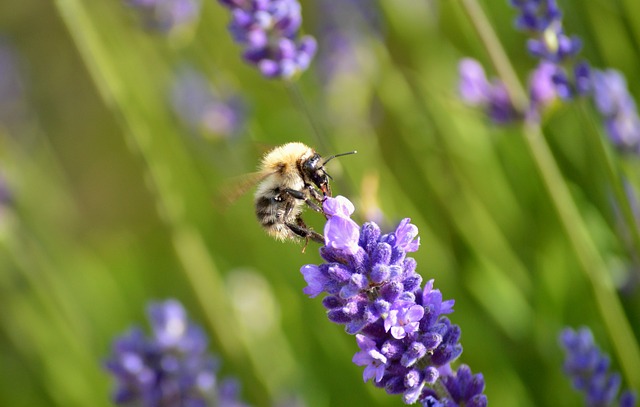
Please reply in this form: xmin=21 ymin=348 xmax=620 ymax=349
xmin=591 ymin=69 xmax=640 ymax=154
xmin=105 ymin=299 xmax=251 ymax=407
xmin=509 ymin=0 xmax=590 ymax=99
xmin=458 ymin=57 xmax=558 ymax=124
xmin=559 ymin=326 xmax=637 ymax=407
xmin=218 ymin=0 xmax=317 ymax=80
xmin=458 ymin=58 xmax=520 ymax=124
xmin=300 ymin=196 xmax=486 ymax=405
xmin=421 ymin=365 xmax=487 ymax=407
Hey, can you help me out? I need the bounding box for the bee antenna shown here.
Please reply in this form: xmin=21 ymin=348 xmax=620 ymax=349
xmin=323 ymin=150 xmax=357 ymax=165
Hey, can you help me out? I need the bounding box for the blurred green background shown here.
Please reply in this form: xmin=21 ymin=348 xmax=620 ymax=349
xmin=1 ymin=0 xmax=639 ymax=406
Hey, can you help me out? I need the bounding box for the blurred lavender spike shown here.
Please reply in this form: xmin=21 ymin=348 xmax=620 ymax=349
xmin=527 ymin=61 xmax=558 ymax=115
xmin=105 ymin=299 xmax=251 ymax=407
xmin=300 ymin=196 xmax=486 ymax=405
xmin=509 ymin=0 xmax=590 ymax=100
xmin=458 ymin=58 xmax=521 ymax=124
xmin=218 ymin=0 xmax=317 ymax=80
xmin=591 ymin=69 xmax=640 ymax=154
xmin=559 ymin=326 xmax=637 ymax=407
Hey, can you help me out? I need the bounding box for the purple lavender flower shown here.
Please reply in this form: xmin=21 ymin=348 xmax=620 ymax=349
xmin=300 ymin=196 xmax=485 ymax=405
xmin=171 ymin=66 xmax=245 ymax=139
xmin=420 ymin=365 xmax=487 ymax=407
xmin=126 ymin=0 xmax=202 ymax=33
xmin=528 ymin=61 xmax=558 ymax=112
xmin=509 ymin=0 xmax=590 ymax=99
xmin=217 ymin=0 xmax=317 ymax=79
xmin=353 ymin=334 xmax=388 ymax=383
xmin=458 ymin=56 xmax=559 ymax=124
xmin=458 ymin=58 xmax=520 ymax=124
xmin=105 ymin=299 xmax=250 ymax=407
xmin=591 ymin=69 xmax=640 ymax=154
xmin=385 ymin=301 xmax=424 ymax=340
xmin=559 ymin=326 xmax=637 ymax=407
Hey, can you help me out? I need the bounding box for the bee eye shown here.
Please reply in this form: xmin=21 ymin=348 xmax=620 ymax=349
xmin=304 ymin=158 xmax=319 ymax=172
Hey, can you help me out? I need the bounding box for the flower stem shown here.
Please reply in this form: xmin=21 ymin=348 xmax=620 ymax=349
xmin=578 ymin=100 xmax=640 ymax=262
xmin=458 ymin=0 xmax=528 ymax=111
xmin=52 ymin=0 xmax=243 ymax=360
xmin=459 ymin=0 xmax=640 ymax=388
xmin=523 ymin=122 xmax=640 ymax=389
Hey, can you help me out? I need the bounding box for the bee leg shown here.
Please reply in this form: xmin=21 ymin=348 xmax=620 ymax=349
xmin=286 ymin=218 xmax=324 ymax=245
xmin=285 ymin=223 xmax=324 ymax=244
xmin=307 ymin=187 xmax=326 ymax=203
xmin=283 ymin=188 xmax=323 ymax=213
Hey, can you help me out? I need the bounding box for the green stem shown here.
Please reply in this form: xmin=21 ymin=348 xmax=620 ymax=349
xmin=579 ymin=101 xmax=640 ymax=261
xmin=459 ymin=0 xmax=528 ymax=111
xmin=52 ymin=0 xmax=243 ymax=360
xmin=459 ymin=0 xmax=640 ymax=388
xmin=523 ymin=123 xmax=640 ymax=388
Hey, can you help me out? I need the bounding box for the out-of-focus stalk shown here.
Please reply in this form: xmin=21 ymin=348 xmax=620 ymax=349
xmin=459 ymin=0 xmax=640 ymax=389
xmin=52 ymin=0 xmax=242 ymax=361
xmin=579 ymin=100 xmax=640 ymax=261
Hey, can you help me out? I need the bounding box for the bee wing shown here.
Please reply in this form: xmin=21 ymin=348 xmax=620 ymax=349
xmin=217 ymin=171 xmax=272 ymax=208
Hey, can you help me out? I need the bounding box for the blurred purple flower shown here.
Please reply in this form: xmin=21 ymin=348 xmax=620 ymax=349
xmin=105 ymin=299 xmax=251 ymax=407
xmin=300 ymin=196 xmax=485 ymax=405
xmin=458 ymin=58 xmax=560 ymax=124
xmin=559 ymin=326 xmax=637 ymax=407
xmin=458 ymin=58 xmax=490 ymax=105
xmin=171 ymin=66 xmax=245 ymax=139
xmin=509 ymin=0 xmax=590 ymax=100
xmin=126 ymin=0 xmax=202 ymax=32
xmin=528 ymin=61 xmax=557 ymax=111
xmin=218 ymin=0 xmax=317 ymax=80
xmin=458 ymin=58 xmax=520 ymax=124
xmin=591 ymin=69 xmax=640 ymax=154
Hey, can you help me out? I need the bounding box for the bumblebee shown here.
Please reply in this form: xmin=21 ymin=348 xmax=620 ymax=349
xmin=251 ymin=142 xmax=355 ymax=244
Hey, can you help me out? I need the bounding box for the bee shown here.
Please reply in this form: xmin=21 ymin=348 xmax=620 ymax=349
xmin=236 ymin=142 xmax=356 ymax=246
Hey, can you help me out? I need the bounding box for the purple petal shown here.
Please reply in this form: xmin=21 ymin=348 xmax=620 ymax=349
xmin=323 ymin=195 xmax=355 ymax=217
xmin=459 ymin=58 xmax=490 ymax=105
xmin=394 ymin=218 xmax=420 ymax=252
xmin=300 ymin=264 xmax=328 ymax=297
xmin=406 ymin=304 xmax=425 ymax=322
xmin=324 ymin=216 xmax=360 ymax=254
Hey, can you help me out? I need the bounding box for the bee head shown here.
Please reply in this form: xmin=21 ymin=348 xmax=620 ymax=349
xmin=300 ymin=150 xmax=357 ymax=197
xmin=302 ymin=154 xmax=332 ymax=196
